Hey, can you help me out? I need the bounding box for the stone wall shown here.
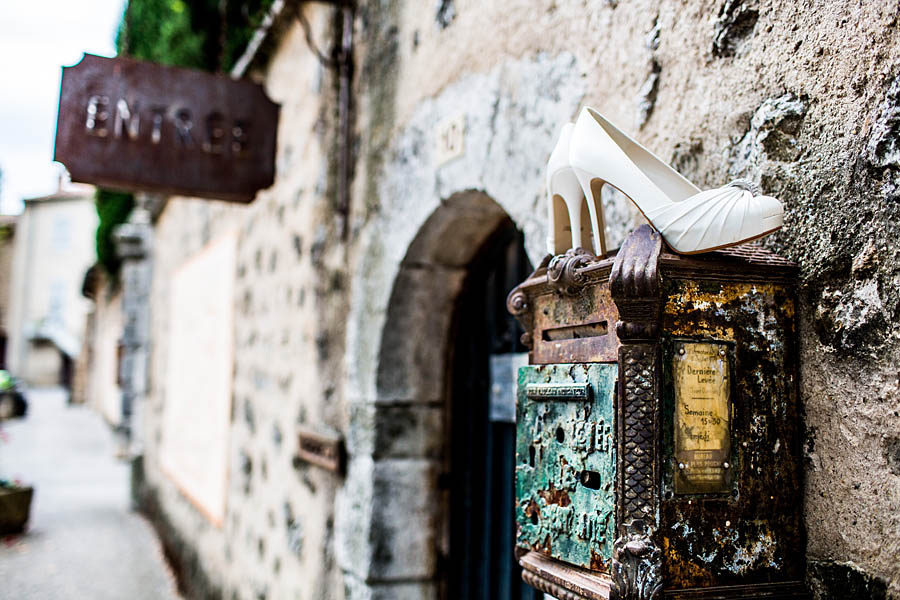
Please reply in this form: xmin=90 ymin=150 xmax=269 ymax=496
xmin=138 ymin=7 xmax=348 ymax=599
xmin=136 ymin=1 xmax=900 ymax=598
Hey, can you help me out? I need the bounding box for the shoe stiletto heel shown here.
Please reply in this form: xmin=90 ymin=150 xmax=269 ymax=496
xmin=547 ymin=124 xmax=606 ymax=256
xmin=570 ymin=165 xmax=607 ymax=256
xmin=568 ymin=107 xmax=784 ymax=255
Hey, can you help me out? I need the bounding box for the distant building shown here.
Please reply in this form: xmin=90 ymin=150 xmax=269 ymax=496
xmin=6 ymin=183 xmax=97 ymax=387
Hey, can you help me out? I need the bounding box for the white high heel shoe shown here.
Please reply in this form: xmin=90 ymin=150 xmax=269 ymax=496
xmin=546 ymin=123 xmax=606 ymax=256
xmin=569 ymin=107 xmax=784 ymax=255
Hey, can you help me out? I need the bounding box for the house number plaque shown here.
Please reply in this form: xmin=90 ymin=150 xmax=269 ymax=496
xmin=673 ymin=342 xmax=731 ymax=494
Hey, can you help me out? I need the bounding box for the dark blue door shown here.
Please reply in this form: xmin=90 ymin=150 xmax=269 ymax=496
xmin=442 ymin=222 xmax=541 ymax=600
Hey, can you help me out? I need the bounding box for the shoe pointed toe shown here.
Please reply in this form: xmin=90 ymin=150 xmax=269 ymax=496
xmin=755 ymin=193 xmax=784 ymax=220
xmin=657 ymin=182 xmax=785 ymax=253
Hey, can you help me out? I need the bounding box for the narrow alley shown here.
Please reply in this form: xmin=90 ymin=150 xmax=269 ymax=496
xmin=0 ymin=388 xmax=179 ymax=599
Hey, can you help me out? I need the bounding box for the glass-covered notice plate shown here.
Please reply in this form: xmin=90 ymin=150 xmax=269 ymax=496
xmin=673 ymin=341 xmax=731 ymax=494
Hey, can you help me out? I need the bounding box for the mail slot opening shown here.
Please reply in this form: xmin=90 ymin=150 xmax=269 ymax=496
xmin=541 ymin=321 xmax=608 ymax=342
xmin=529 ymin=445 xmax=536 ymax=467
xmin=579 ymin=470 xmax=602 ymax=490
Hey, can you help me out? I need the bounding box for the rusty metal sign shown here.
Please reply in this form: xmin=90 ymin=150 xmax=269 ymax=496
xmin=673 ymin=341 xmax=732 ymax=494
xmin=54 ymin=54 xmax=278 ymax=202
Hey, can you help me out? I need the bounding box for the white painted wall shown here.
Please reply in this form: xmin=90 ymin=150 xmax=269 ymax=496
xmin=6 ymin=187 xmax=98 ymax=384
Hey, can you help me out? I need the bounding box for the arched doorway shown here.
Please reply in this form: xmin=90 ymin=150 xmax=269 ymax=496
xmin=345 ymin=190 xmax=543 ymax=598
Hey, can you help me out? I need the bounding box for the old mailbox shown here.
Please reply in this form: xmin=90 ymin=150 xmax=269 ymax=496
xmin=507 ymin=225 xmax=808 ymax=599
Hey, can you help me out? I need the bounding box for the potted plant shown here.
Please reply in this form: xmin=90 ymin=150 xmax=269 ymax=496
xmin=0 ymin=478 xmax=33 ymax=535
xmin=0 ymin=378 xmax=33 ymax=535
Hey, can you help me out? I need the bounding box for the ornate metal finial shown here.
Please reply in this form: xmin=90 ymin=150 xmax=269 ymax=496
xmin=506 ymin=286 xmax=534 ymax=348
xmin=609 ymin=225 xmax=662 ymax=340
xmin=547 ymin=247 xmax=595 ymax=296
xmin=611 ymin=519 xmax=663 ymax=600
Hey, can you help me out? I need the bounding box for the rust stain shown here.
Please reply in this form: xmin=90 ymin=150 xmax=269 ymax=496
xmin=538 ymin=483 xmax=571 ymax=507
xmin=663 ymin=537 xmax=717 ymax=588
xmin=590 ymin=549 xmax=610 ymax=572
xmin=663 ymin=280 xmax=794 ymax=338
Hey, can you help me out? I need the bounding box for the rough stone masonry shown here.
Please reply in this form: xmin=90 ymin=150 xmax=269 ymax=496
xmin=123 ymin=1 xmax=900 ymax=599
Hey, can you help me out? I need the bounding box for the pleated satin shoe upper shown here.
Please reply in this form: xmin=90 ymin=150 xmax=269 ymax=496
xmin=642 ymin=180 xmax=784 ymax=254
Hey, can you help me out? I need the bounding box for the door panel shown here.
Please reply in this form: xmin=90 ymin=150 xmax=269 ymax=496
xmin=443 ymin=223 xmax=540 ymax=600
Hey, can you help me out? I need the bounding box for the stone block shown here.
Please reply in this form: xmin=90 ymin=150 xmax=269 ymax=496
xmin=335 ymin=457 xmax=440 ymax=582
xmin=346 ymin=402 xmax=443 ymax=460
xmin=344 ymin=574 xmax=437 ymax=600
xmin=375 ymin=265 xmax=465 ymax=402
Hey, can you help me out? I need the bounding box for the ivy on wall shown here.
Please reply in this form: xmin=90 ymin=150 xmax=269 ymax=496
xmin=94 ymin=0 xmax=273 ymax=279
xmin=95 ymin=189 xmax=135 ymax=279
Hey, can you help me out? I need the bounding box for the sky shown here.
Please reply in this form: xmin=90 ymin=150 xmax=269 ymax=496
xmin=0 ymin=1 xmax=126 ymax=214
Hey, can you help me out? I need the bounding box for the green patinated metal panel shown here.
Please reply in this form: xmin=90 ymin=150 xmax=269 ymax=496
xmin=515 ymin=363 xmax=617 ymax=571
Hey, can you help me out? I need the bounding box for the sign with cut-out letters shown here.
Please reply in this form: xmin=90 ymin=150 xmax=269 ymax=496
xmin=54 ymin=54 xmax=278 ymax=202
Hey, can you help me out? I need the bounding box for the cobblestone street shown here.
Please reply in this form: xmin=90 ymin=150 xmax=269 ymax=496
xmin=0 ymin=388 xmax=179 ymax=599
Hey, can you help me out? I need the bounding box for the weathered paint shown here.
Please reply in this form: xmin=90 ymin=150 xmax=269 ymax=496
xmin=660 ymin=277 xmax=805 ymax=589
xmin=515 ymin=363 xmax=617 ymax=571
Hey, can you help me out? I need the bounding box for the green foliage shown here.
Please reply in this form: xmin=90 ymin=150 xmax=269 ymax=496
xmin=116 ymin=0 xmax=275 ymax=73
xmin=95 ymin=189 xmax=135 ymax=279
xmin=117 ymin=0 xmax=210 ymax=69
xmin=220 ymin=0 xmax=276 ymax=72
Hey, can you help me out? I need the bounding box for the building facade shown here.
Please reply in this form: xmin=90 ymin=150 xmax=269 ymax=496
xmin=115 ymin=1 xmax=900 ymax=599
xmin=6 ymin=184 xmax=97 ymax=387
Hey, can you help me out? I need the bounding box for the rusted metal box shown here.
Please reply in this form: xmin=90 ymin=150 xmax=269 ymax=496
xmin=507 ymin=226 xmax=809 ymax=600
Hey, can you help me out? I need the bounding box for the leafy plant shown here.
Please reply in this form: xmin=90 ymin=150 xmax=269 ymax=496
xmin=116 ymin=0 xmax=275 ymax=73
xmin=95 ymin=189 xmax=135 ymax=279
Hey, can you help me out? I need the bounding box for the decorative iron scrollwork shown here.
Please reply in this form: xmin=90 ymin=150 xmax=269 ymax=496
xmin=506 ymin=288 xmax=528 ymax=315
xmin=548 ymin=248 xmax=595 ymax=295
xmin=609 ymin=225 xmax=662 ymax=342
xmin=611 ymin=519 xmax=662 ymax=600
xmin=506 ymin=287 xmax=534 ymax=348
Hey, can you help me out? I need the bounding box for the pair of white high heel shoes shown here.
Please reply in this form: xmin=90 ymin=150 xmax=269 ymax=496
xmin=546 ymin=108 xmax=784 ymax=256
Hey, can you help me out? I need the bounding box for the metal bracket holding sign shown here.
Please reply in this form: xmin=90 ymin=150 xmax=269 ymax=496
xmin=54 ymin=54 xmax=279 ymax=202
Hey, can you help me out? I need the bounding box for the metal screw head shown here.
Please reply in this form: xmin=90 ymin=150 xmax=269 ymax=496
xmin=678 ymin=347 xmax=685 ymax=355
xmin=723 ymin=461 xmax=730 ymax=469
xmin=678 ymin=463 xmax=685 ymax=470
xmin=719 ymin=348 xmax=726 ymax=356
xmin=725 ymin=520 xmax=731 ymax=527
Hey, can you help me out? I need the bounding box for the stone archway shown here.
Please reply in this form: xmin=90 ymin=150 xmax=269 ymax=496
xmin=336 ymin=190 xmax=516 ymax=598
